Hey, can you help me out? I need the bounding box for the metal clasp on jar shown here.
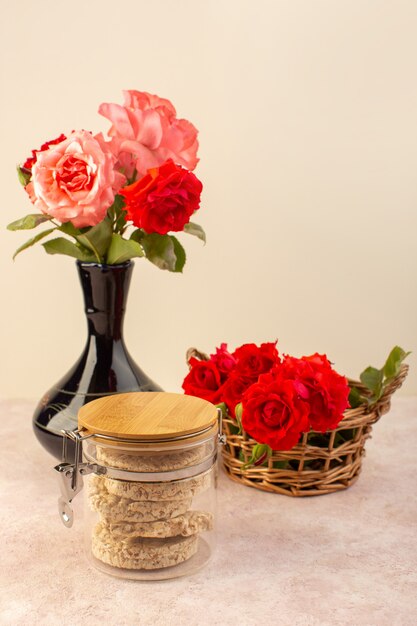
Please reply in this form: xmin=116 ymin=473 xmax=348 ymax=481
xmin=54 ymin=429 xmax=100 ymax=528
xmin=217 ymin=407 xmax=226 ymax=445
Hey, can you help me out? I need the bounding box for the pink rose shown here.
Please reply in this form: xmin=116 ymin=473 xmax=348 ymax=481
xmin=98 ymin=90 xmax=199 ymax=179
xmin=26 ymin=130 xmax=124 ymax=228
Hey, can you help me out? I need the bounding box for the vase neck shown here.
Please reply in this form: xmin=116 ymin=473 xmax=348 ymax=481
xmin=77 ymin=262 xmax=133 ymax=339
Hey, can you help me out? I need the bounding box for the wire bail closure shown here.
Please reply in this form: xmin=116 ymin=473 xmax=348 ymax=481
xmin=217 ymin=407 xmax=226 ymax=445
xmin=54 ymin=429 xmax=96 ymax=527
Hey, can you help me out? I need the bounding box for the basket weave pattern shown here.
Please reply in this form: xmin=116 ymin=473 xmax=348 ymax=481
xmin=186 ymin=349 xmax=408 ymax=496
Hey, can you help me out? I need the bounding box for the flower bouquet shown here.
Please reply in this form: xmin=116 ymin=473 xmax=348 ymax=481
xmin=8 ymin=90 xmax=205 ymax=271
xmin=8 ymin=90 xmax=206 ymax=458
xmin=183 ymin=343 xmax=409 ymax=496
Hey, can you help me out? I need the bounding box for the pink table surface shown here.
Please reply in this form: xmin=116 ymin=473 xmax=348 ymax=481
xmin=0 ymin=397 xmax=416 ymax=626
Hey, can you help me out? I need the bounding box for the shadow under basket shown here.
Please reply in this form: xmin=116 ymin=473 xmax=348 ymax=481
xmin=186 ymin=349 xmax=408 ymax=496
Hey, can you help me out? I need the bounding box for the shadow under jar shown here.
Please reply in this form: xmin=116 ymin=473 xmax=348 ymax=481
xmin=54 ymin=392 xmax=221 ymax=580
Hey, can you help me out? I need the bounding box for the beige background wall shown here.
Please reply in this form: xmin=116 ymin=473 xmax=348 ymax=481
xmin=1 ymin=0 xmax=416 ymax=398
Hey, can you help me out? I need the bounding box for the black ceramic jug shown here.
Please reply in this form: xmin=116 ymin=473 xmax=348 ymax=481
xmin=32 ymin=260 xmax=162 ymax=458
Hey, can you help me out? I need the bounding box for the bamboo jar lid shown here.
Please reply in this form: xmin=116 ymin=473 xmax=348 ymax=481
xmin=78 ymin=392 xmax=218 ymax=442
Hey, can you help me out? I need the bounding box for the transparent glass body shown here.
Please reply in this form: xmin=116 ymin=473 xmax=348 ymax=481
xmin=82 ymin=433 xmax=217 ymax=580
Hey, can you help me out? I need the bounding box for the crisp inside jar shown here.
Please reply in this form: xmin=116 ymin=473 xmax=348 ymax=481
xmin=77 ymin=392 xmax=219 ymax=580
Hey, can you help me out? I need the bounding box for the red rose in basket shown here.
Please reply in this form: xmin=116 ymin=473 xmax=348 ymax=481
xmin=280 ymin=353 xmax=350 ymax=432
xmin=183 ymin=340 xmax=350 ymax=453
xmin=182 ymin=357 xmax=223 ymax=404
xmin=210 ymin=343 xmax=237 ymax=380
xmin=182 ymin=341 xmax=280 ymax=417
xmin=241 ymin=372 xmax=310 ymax=450
xmin=183 ymin=342 xmax=409 ymax=494
xmin=232 ymin=342 xmax=279 ymax=381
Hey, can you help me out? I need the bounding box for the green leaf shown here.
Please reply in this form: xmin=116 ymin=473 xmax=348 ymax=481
xmin=335 ymin=429 xmax=357 ymax=444
xmin=215 ymin=402 xmax=227 ymax=415
xmin=272 ymin=460 xmax=290 ymax=469
xmin=141 ymin=233 xmax=186 ymax=272
xmin=183 ymin=222 xmax=206 ymax=243
xmin=106 ymin=233 xmax=144 ymax=265
xmin=7 ymin=214 xmax=52 ymax=231
xmin=108 ymin=195 xmax=127 ymax=232
xmin=242 ymin=443 xmax=272 ymax=469
xmin=171 ymin=236 xmax=186 ymax=272
xmin=43 ymin=238 xmax=96 ymax=261
xmin=12 ymin=228 xmax=56 ymax=260
xmin=130 ymin=229 xmax=145 ymax=243
xmin=348 ymin=386 xmax=366 ymax=409
xmin=307 ymin=432 xmax=331 ymax=447
xmin=59 ymin=222 xmax=81 ymax=238
xmin=360 ymin=366 xmax=384 ymax=399
xmin=235 ymin=403 xmax=243 ymax=435
xmin=383 ymin=346 xmax=411 ymax=380
xmin=353 ymin=345 xmax=410 ymax=409
xmin=111 ymin=194 xmax=126 ymax=214
xmin=226 ymin=422 xmax=241 ymax=436
xmin=17 ymin=166 xmax=31 ymax=187
xmin=116 ymin=211 xmax=128 ymax=232
xmin=75 ymin=219 xmax=113 ymax=262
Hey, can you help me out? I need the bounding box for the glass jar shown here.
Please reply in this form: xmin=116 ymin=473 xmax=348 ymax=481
xmin=54 ymin=392 xmax=222 ymax=580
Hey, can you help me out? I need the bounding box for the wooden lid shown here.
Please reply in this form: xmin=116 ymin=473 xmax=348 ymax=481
xmin=78 ymin=392 xmax=218 ymax=441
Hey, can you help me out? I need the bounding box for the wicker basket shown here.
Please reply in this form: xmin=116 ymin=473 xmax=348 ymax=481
xmin=186 ymin=348 xmax=408 ymax=496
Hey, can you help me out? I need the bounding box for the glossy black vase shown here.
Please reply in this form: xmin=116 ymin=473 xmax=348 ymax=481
xmin=33 ymin=260 xmax=162 ymax=459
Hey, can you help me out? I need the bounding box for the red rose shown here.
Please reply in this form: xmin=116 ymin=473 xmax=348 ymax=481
xmin=241 ymin=375 xmax=310 ymax=450
xmin=233 ymin=342 xmax=279 ymax=381
xmin=182 ymin=357 xmax=223 ymax=404
xmin=221 ymin=373 xmax=253 ymax=417
xmin=120 ymin=159 xmax=202 ymax=235
xmin=301 ymin=354 xmax=350 ymax=431
xmin=209 ymin=343 xmax=237 ymax=382
xmin=281 ymin=354 xmax=350 ymax=432
xmin=23 ymin=133 xmax=67 ymax=170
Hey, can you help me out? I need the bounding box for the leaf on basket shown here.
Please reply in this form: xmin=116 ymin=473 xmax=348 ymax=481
xmin=360 ymin=366 xmax=383 ymax=399
xmin=348 ymin=386 xmax=365 ymax=409
xmin=272 ymin=460 xmax=290 ymax=469
xmin=215 ymin=402 xmax=227 ymax=415
xmin=349 ymin=345 xmax=410 ymax=409
xmin=383 ymin=346 xmax=411 ymax=380
xmin=307 ymin=432 xmax=331 ymax=447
